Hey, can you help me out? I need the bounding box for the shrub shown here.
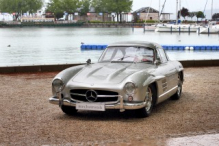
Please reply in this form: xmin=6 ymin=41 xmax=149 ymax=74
xmin=145 ymin=20 xmax=156 ymax=23
xmin=88 ymin=20 xmax=102 ymax=23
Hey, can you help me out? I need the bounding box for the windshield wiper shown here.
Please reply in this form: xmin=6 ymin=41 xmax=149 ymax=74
xmin=118 ymin=55 xmax=131 ymax=61
xmin=111 ymin=56 xmax=135 ymax=63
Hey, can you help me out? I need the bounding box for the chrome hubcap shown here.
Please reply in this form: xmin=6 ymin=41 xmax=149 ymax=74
xmin=177 ymin=85 xmax=181 ymax=96
xmin=145 ymin=88 xmax=152 ymax=112
xmin=177 ymin=75 xmax=181 ymax=96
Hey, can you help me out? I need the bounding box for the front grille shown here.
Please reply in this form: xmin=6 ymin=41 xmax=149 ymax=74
xmin=70 ymin=89 xmax=119 ymax=103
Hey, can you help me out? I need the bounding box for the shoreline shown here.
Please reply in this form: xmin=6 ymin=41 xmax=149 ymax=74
xmin=0 ymin=59 xmax=219 ymax=74
xmin=0 ymin=22 xmax=149 ymax=28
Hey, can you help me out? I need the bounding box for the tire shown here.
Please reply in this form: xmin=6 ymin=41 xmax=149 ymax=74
xmin=171 ymin=74 xmax=182 ymax=100
xmin=136 ymin=85 xmax=156 ymax=118
xmin=61 ymin=105 xmax=77 ymax=115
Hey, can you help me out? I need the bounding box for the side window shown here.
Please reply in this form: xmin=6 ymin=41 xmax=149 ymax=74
xmin=156 ymin=50 xmax=161 ymax=60
xmin=158 ymin=49 xmax=168 ymax=63
xmin=102 ymin=48 xmax=115 ymax=61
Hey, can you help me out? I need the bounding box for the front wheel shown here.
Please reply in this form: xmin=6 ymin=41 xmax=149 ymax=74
xmin=136 ymin=85 xmax=156 ymax=118
xmin=61 ymin=105 xmax=77 ymax=115
xmin=171 ymin=75 xmax=182 ymax=100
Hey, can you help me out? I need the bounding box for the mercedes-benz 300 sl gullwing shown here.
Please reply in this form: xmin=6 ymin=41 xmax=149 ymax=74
xmin=49 ymin=41 xmax=184 ymax=118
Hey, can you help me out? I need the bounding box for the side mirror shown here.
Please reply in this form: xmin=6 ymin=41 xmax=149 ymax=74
xmin=154 ymin=58 xmax=161 ymax=65
xmin=86 ymin=59 xmax=91 ymax=65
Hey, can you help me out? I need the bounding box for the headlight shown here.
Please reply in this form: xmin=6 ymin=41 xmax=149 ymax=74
xmin=124 ymin=82 xmax=136 ymax=95
xmin=52 ymin=78 xmax=64 ymax=93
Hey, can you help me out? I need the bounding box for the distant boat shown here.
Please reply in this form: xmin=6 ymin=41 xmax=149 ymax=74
xmin=155 ymin=0 xmax=202 ymax=32
xmin=145 ymin=23 xmax=170 ymax=31
xmin=155 ymin=24 xmax=200 ymax=32
xmin=145 ymin=25 xmax=156 ymax=31
xmin=144 ymin=0 xmax=167 ymax=31
xmin=145 ymin=24 xmax=159 ymax=31
xmin=199 ymin=24 xmax=219 ymax=34
xmin=199 ymin=0 xmax=219 ymax=34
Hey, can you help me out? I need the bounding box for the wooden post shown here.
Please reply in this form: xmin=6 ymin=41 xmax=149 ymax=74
xmin=179 ymin=26 xmax=181 ymax=35
xmin=208 ymin=27 xmax=210 ymax=36
xmin=198 ymin=27 xmax=200 ymax=35
xmin=189 ymin=27 xmax=190 ymax=35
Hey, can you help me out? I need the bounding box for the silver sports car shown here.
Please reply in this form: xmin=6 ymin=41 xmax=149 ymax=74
xmin=49 ymin=41 xmax=184 ymax=118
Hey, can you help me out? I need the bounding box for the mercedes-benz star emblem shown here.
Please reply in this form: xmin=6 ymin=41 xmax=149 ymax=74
xmin=86 ymin=90 xmax=98 ymax=102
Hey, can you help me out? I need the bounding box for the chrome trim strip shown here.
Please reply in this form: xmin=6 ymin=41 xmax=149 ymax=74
xmin=49 ymin=96 xmax=146 ymax=111
xmin=159 ymin=86 xmax=178 ymax=98
xmin=71 ymin=93 xmax=119 ymax=98
xmin=119 ymin=95 xmax=125 ymax=112
xmin=57 ymin=92 xmax=62 ymax=107
xmin=97 ymin=95 xmax=118 ymax=98
xmin=70 ymin=93 xmax=85 ymax=96
xmin=71 ymin=99 xmax=119 ymax=104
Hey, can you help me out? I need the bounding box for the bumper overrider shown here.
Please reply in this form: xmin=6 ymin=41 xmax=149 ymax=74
xmin=49 ymin=94 xmax=147 ymax=112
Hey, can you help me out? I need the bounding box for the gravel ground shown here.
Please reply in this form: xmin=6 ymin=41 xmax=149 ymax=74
xmin=0 ymin=67 xmax=219 ymax=146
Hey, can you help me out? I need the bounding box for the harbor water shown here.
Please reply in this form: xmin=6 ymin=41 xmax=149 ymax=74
xmin=0 ymin=27 xmax=219 ymax=67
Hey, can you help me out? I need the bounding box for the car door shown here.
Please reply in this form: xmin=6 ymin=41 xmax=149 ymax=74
xmin=156 ymin=48 xmax=178 ymax=95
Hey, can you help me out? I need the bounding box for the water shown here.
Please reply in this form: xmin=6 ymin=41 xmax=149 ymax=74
xmin=0 ymin=27 xmax=219 ymax=67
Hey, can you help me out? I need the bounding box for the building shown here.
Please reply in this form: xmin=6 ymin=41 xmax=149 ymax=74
xmin=133 ymin=7 xmax=171 ymax=22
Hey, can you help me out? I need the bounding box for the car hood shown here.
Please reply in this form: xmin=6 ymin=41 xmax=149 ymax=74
xmin=71 ymin=63 xmax=153 ymax=84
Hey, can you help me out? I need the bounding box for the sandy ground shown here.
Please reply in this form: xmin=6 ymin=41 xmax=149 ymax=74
xmin=0 ymin=67 xmax=219 ymax=146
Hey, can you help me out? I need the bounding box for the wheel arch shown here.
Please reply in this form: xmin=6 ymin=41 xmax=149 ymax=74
xmin=179 ymin=71 xmax=184 ymax=83
xmin=149 ymin=81 xmax=158 ymax=105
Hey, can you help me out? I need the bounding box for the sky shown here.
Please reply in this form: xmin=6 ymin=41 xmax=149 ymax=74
xmin=132 ymin=0 xmax=219 ymax=19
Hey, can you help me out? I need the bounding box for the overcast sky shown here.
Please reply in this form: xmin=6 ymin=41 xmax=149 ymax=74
xmin=132 ymin=0 xmax=218 ymax=19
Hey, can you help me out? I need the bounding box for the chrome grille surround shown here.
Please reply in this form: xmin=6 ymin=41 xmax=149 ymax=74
xmin=70 ymin=89 xmax=119 ymax=103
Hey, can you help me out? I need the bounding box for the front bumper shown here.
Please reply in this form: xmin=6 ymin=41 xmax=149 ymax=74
xmin=49 ymin=95 xmax=146 ymax=112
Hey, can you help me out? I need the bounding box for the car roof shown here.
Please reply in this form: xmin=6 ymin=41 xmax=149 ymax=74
xmin=107 ymin=41 xmax=162 ymax=49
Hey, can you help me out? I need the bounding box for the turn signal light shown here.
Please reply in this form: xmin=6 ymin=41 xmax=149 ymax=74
xmin=128 ymin=96 xmax=133 ymax=101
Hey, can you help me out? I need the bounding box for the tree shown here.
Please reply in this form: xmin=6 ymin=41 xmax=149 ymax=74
xmin=80 ymin=0 xmax=90 ymax=16
xmin=188 ymin=12 xmax=196 ymax=20
xmin=91 ymin=0 xmax=108 ymax=21
xmin=105 ymin=0 xmax=132 ymax=22
xmin=212 ymin=13 xmax=219 ymax=20
xmin=91 ymin=0 xmax=132 ymax=22
xmin=47 ymin=0 xmax=81 ymax=20
xmin=62 ymin=0 xmax=81 ymax=14
xmin=0 ymin=0 xmax=43 ymax=20
xmin=91 ymin=0 xmax=106 ymax=12
xmin=179 ymin=7 xmax=189 ymax=19
xmin=47 ymin=0 xmax=63 ymax=19
xmin=196 ymin=11 xmax=205 ymax=21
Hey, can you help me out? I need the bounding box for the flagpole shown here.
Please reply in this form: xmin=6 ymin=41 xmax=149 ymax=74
xmin=159 ymin=0 xmax=160 ymax=22
xmin=176 ymin=0 xmax=178 ymax=24
xmin=179 ymin=0 xmax=181 ymax=23
xmin=211 ymin=0 xmax=213 ymax=19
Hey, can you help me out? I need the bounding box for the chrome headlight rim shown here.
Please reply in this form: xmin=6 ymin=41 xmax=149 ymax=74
xmin=124 ymin=82 xmax=137 ymax=95
xmin=52 ymin=78 xmax=64 ymax=93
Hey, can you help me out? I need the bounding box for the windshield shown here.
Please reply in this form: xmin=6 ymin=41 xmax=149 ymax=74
xmin=98 ymin=46 xmax=154 ymax=63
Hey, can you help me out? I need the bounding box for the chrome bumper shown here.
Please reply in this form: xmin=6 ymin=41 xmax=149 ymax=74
xmin=49 ymin=95 xmax=146 ymax=112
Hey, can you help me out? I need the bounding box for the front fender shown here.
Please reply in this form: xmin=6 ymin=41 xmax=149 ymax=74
xmin=54 ymin=65 xmax=85 ymax=82
xmin=52 ymin=65 xmax=85 ymax=95
xmin=143 ymin=75 xmax=165 ymax=87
